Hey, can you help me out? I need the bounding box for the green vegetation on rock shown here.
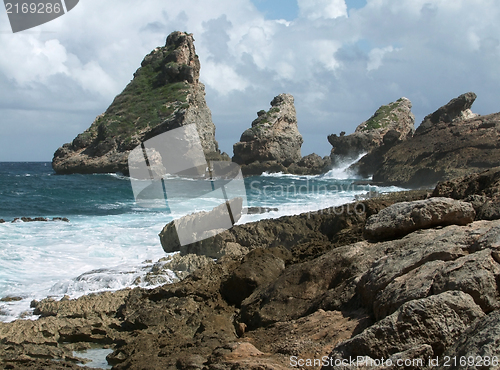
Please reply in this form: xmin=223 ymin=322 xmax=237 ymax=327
xmin=88 ymin=53 xmax=190 ymax=142
xmin=363 ymin=102 xmax=399 ymax=131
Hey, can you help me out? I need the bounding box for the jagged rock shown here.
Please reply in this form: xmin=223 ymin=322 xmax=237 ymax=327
xmin=52 ymin=32 xmax=224 ymax=175
xmin=415 ymin=92 xmax=478 ymax=135
xmin=363 ymin=197 xmax=475 ymax=241
xmin=323 ymin=291 xmax=485 ymax=369
xmin=245 ymin=206 xmax=278 ymax=214
xmin=436 ymin=309 xmax=500 ymax=370
xmin=433 ymin=166 xmax=500 ymax=220
xmin=287 ymin=154 xmax=332 ymax=175
xmin=159 ymin=191 xmax=426 ymax=261
xmin=372 ymin=93 xmax=500 ymax=187
xmin=8 ymin=182 xmax=500 ymax=370
xmin=328 ymin=98 xmax=415 ymax=166
xmin=232 ymin=94 xmax=304 ymax=175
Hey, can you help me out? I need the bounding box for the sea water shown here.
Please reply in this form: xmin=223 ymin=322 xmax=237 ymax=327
xmin=0 ymin=161 xmax=402 ymax=322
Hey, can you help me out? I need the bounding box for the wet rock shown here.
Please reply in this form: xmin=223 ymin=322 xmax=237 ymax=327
xmin=143 ymin=253 xmax=215 ymax=284
xmin=159 ymin=197 xmax=244 ymax=258
xmin=245 ymin=206 xmax=278 ymax=214
xmin=364 ymin=197 xmax=475 ymax=241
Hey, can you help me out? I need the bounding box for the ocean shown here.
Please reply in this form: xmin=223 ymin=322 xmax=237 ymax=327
xmin=0 ymin=161 xmax=401 ymax=322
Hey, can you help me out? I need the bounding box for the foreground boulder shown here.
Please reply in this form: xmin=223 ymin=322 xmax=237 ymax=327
xmin=437 ymin=309 xmax=500 ymax=370
xmin=359 ymin=220 xmax=500 ymax=320
xmin=328 ymin=97 xmax=414 ymax=166
xmin=371 ymin=92 xmax=500 ymax=187
xmin=323 ymin=291 xmax=485 ymax=369
xmin=52 ymin=31 xmax=226 ymax=175
xmin=364 ymin=197 xmax=475 ymax=241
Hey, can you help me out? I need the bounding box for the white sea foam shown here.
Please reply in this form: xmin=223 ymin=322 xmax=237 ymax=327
xmin=321 ymin=152 xmax=367 ymax=180
xmin=0 ymin=168 xmax=402 ymax=323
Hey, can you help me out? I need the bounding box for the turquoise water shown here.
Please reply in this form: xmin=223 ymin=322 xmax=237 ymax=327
xmin=0 ymin=162 xmax=399 ymax=322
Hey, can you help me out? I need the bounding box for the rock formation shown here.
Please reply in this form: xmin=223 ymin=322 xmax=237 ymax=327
xmin=4 ymin=170 xmax=500 ymax=369
xmin=232 ymin=94 xmax=329 ymax=176
xmin=233 ymin=94 xmax=302 ymax=166
xmin=328 ymin=97 xmax=415 ymax=166
xmin=371 ymin=92 xmax=500 ymax=187
xmin=52 ymin=31 xmax=225 ymax=175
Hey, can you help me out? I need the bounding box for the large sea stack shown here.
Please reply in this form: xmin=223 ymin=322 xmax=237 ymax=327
xmin=232 ymin=94 xmax=330 ymax=175
xmin=52 ymin=31 xmax=224 ymax=175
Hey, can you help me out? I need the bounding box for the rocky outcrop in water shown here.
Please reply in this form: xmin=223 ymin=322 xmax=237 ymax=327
xmin=328 ymin=98 xmax=415 ymax=166
xmin=232 ymin=94 xmax=330 ymax=176
xmin=233 ymin=94 xmax=302 ymax=166
xmin=370 ymin=92 xmax=500 ymax=187
xmin=52 ymin=31 xmax=226 ymax=175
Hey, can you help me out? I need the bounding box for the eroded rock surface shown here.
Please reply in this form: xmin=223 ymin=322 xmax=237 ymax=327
xmin=364 ymin=197 xmax=475 ymax=241
xmin=233 ymin=94 xmax=303 ymax=169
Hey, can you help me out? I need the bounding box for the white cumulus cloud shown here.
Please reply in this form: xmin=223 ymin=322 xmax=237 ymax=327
xmin=297 ymin=0 xmax=347 ymax=20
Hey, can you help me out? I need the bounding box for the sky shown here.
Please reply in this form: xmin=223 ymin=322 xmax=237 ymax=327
xmin=0 ymin=0 xmax=499 ymax=161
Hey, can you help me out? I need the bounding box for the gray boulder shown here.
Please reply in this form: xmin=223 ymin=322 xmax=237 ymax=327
xmin=322 ymin=291 xmax=485 ymax=369
xmin=359 ymin=220 xmax=500 ymax=319
xmin=436 ymin=309 xmax=500 ymax=370
xmin=159 ymin=197 xmax=244 ymax=258
xmin=364 ymin=197 xmax=475 ymax=241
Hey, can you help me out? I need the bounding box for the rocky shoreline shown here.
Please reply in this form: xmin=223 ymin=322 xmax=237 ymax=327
xmin=2 ymin=168 xmax=500 ymax=369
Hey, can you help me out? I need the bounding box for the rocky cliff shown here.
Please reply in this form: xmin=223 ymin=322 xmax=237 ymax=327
xmin=372 ymin=92 xmax=500 ymax=187
xmin=233 ymin=94 xmax=330 ymax=176
xmin=3 ymin=169 xmax=500 ymax=369
xmin=328 ymin=97 xmax=415 ymax=165
xmin=52 ymin=31 xmax=224 ymax=175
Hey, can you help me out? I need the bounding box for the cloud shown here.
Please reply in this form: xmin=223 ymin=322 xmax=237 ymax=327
xmin=367 ymin=46 xmax=398 ymax=71
xmin=1 ymin=0 xmax=500 ymax=161
xmin=297 ymin=0 xmax=347 ymax=20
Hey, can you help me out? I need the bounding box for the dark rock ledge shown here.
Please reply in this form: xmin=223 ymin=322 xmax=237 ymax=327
xmin=2 ymin=169 xmax=500 ymax=369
